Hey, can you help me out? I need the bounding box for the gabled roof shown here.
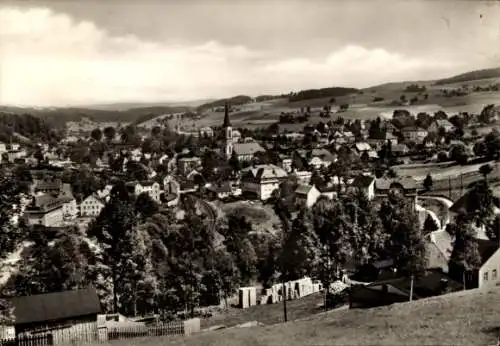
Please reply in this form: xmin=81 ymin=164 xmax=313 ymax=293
xmin=295 ymin=184 xmax=314 ymax=196
xmin=242 ymin=164 xmax=288 ymax=180
xmin=233 ymin=142 xmax=266 ymax=156
xmin=392 ymin=144 xmax=409 ymax=153
xmin=375 ymin=177 xmax=418 ymax=190
xmin=352 ymin=175 xmax=375 ymax=188
xmin=208 ymin=181 xmax=232 ymax=193
xmin=402 ymin=126 xmax=427 ymax=132
xmin=433 ymin=119 xmax=454 ymax=128
xmin=12 ymin=287 xmax=101 ymax=325
xmin=355 ymin=142 xmax=372 ymax=152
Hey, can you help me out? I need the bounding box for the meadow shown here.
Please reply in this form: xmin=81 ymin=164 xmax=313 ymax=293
xmin=110 ymin=287 xmax=500 ymax=346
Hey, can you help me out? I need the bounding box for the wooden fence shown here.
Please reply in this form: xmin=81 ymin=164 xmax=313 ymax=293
xmin=0 ymin=319 xmax=200 ymax=346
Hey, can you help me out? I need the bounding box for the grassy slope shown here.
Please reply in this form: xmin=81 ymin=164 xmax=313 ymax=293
xmin=112 ymin=287 xmax=500 ymax=346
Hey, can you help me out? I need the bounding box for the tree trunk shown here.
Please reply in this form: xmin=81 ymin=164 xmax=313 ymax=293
xmin=463 ymin=271 xmax=466 ymax=291
xmin=409 ymin=275 xmax=414 ymax=302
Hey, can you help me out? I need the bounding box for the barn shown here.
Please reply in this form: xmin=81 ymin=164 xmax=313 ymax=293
xmin=11 ymin=287 xmax=101 ymax=345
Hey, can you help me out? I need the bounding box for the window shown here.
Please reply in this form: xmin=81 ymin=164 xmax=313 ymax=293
xmin=494 ymin=269 xmax=498 ymax=280
xmin=484 ymin=272 xmax=489 ymax=282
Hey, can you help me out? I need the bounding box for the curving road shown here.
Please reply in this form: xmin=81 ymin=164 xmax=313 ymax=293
xmin=417 ymin=195 xmax=454 ymax=230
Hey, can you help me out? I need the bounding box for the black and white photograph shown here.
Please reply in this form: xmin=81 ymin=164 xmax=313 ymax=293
xmin=1 ymin=0 xmax=500 ymax=345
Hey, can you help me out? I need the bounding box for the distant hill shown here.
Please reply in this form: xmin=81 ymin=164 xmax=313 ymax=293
xmin=83 ymin=99 xmax=214 ymax=111
xmin=0 ymin=112 xmax=60 ymax=144
xmin=0 ymin=105 xmax=192 ymax=125
xmin=197 ymin=95 xmax=254 ymax=111
xmin=288 ymin=87 xmax=359 ymax=102
xmin=434 ymin=67 xmax=500 ymax=86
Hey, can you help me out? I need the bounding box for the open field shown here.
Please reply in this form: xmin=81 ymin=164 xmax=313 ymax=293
xmin=109 ymin=287 xmax=500 ymax=346
xmin=200 ymin=292 xmax=325 ymax=330
xmin=168 ymin=81 xmax=500 ymax=131
xmin=394 ymin=161 xmax=499 ymax=181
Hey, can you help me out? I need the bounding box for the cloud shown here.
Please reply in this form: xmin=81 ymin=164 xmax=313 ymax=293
xmin=0 ymin=6 xmax=472 ymax=107
xmin=264 ymin=45 xmax=463 ymax=89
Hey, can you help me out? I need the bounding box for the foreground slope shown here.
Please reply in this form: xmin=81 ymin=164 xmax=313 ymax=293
xmin=119 ymin=287 xmax=500 ymax=346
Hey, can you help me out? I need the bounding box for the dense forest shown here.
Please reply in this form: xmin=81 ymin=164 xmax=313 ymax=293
xmin=288 ymin=87 xmax=359 ymax=102
xmin=0 ymin=106 xmax=191 ymax=126
xmin=197 ymin=95 xmax=254 ymax=111
xmin=0 ymin=112 xmax=62 ymax=144
xmin=434 ymin=67 xmax=500 ymax=85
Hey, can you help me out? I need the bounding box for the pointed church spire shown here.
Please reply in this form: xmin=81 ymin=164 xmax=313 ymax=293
xmin=223 ymin=102 xmax=231 ymax=128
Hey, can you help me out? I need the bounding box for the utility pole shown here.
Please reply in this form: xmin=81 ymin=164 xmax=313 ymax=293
xmin=448 ymin=176 xmax=452 ymax=199
xmin=460 ymin=173 xmax=463 ymax=195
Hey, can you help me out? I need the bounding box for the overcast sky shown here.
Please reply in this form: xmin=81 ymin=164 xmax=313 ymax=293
xmin=1 ymin=0 xmax=500 ymax=107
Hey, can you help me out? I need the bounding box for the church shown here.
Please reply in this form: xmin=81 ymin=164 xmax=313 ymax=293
xmin=222 ymin=103 xmax=266 ymax=162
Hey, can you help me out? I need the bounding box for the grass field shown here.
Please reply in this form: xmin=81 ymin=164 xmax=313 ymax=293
xmin=167 ymin=84 xmax=500 ymax=131
xmin=109 ymin=287 xmax=500 ymax=346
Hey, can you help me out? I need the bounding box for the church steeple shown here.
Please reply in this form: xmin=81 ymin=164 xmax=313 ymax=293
xmin=223 ymin=102 xmax=233 ymax=159
xmin=223 ymin=102 xmax=231 ymax=128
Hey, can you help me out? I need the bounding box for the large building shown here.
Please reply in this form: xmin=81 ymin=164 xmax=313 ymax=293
xmin=24 ymin=195 xmax=65 ymax=227
xmin=79 ymin=194 xmax=105 ymax=217
xmin=240 ymin=164 xmax=288 ymax=200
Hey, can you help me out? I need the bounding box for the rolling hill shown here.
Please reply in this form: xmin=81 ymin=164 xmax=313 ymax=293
xmin=120 ymin=287 xmax=500 ymax=346
xmin=434 ymin=67 xmax=500 ymax=86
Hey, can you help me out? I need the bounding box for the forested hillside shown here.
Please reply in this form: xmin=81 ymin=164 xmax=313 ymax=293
xmin=0 ymin=112 xmax=62 ymax=144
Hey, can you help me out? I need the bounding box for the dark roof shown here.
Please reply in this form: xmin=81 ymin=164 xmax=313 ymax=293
xmin=478 ymin=239 xmax=499 ymax=266
xmin=449 ymin=189 xmax=500 ymax=214
xmin=223 ymin=102 xmax=231 ymax=127
xmin=208 ymin=181 xmax=232 ymax=193
xmin=352 ymin=175 xmax=375 ymax=188
xmin=12 ymin=287 xmax=101 ymax=325
xmin=375 ymin=177 xmax=418 ymax=190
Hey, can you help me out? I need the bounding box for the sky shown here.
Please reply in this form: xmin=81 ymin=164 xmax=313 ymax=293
xmin=1 ymin=0 xmax=500 ymax=107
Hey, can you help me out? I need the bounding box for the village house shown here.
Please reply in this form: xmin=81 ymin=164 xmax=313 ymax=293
xmin=79 ymin=194 xmax=105 ymax=217
xmin=354 ymin=142 xmax=372 ymax=155
xmin=34 ymin=179 xmax=63 ymax=195
xmin=177 ymin=157 xmax=202 ymax=175
xmin=291 ymin=170 xmax=312 ymax=185
xmin=24 ymin=195 xmax=65 ymax=227
xmin=295 ymin=184 xmax=321 ymax=208
xmin=233 ymin=142 xmax=266 ymax=162
xmin=351 ymin=175 xmax=376 ymax=200
xmin=206 ymin=182 xmax=233 ymax=200
xmin=60 ymin=184 xmax=78 ymax=220
xmin=427 ymin=119 xmax=455 ymax=134
xmin=11 ymin=287 xmax=101 ymax=345
xmin=279 ymin=155 xmax=293 ymax=173
xmin=401 ymin=126 xmax=428 ymax=143
xmin=199 ymin=127 xmax=214 ymax=137
xmin=391 ymin=143 xmax=410 ymax=156
xmin=374 ymin=177 xmax=418 ymax=208
xmin=240 ymin=164 xmax=288 ymax=200
xmin=6 ymin=149 xmax=27 ymax=163
xmin=126 ymin=181 xmax=162 ymax=202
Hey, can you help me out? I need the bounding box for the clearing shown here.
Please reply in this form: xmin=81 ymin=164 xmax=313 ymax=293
xmin=218 ymin=200 xmax=281 ymax=235
xmin=111 ymin=287 xmax=500 ymax=346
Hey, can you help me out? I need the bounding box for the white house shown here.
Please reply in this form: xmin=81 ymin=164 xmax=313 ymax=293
xmin=80 ymin=194 xmax=105 ymax=217
xmin=128 ymin=181 xmax=162 ymax=202
xmin=352 ymin=175 xmax=376 ymax=200
xmin=295 ymin=185 xmax=321 ymax=208
xmin=240 ymin=164 xmax=288 ymax=200
xmin=291 ymin=170 xmax=312 ymax=185
xmin=60 ymin=184 xmax=78 ymax=220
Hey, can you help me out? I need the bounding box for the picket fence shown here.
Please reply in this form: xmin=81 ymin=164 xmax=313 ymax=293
xmin=0 ymin=319 xmax=200 ymax=346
